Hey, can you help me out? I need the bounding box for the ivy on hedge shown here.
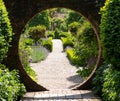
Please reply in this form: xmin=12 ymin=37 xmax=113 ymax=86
xmin=100 ymin=0 xmax=120 ymax=69
xmin=0 ymin=0 xmax=12 ymax=62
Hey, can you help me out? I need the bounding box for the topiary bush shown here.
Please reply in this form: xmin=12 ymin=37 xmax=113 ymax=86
xmin=27 ymin=25 xmax=46 ymax=45
xmin=0 ymin=64 xmax=26 ymax=101
xmin=0 ymin=0 xmax=12 ymax=62
xmin=100 ymin=0 xmax=120 ymax=69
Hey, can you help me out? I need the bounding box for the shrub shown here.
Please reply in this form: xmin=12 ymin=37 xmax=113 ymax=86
xmin=27 ymin=25 xmax=46 ymax=45
xmin=77 ymin=66 xmax=94 ymax=80
xmin=102 ymin=66 xmax=120 ymax=101
xmin=61 ymin=37 xmax=74 ymax=49
xmin=46 ymin=31 xmax=54 ymax=38
xmin=100 ymin=0 xmax=120 ymax=69
xmin=0 ymin=64 xmax=26 ymax=101
xmin=54 ymin=28 xmax=60 ymax=39
xmin=19 ymin=35 xmax=37 ymax=81
xmin=68 ymin=21 xmax=79 ymax=35
xmin=0 ymin=0 xmax=12 ymax=62
xmin=92 ymin=63 xmax=108 ymax=96
xmin=41 ymin=38 xmax=53 ymax=52
xmin=66 ymin=48 xmax=81 ymax=65
xmin=75 ymin=21 xmax=98 ymax=67
xmin=59 ymin=32 xmax=71 ymax=38
xmin=60 ymin=21 xmax=68 ymax=32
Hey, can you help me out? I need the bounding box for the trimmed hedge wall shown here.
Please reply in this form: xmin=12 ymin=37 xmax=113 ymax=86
xmin=100 ymin=0 xmax=120 ymax=69
xmin=0 ymin=0 xmax=12 ymax=62
xmin=0 ymin=0 xmax=26 ymax=100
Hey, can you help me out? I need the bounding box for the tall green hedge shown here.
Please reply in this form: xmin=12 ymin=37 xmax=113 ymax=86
xmin=100 ymin=0 xmax=120 ymax=69
xmin=0 ymin=0 xmax=12 ymax=62
xmin=0 ymin=0 xmax=26 ymax=100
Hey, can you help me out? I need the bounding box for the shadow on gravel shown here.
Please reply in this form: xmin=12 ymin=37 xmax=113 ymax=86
xmin=67 ymin=75 xmax=83 ymax=88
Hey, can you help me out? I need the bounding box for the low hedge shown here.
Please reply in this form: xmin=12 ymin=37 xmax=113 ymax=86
xmin=41 ymin=38 xmax=53 ymax=52
xmin=66 ymin=48 xmax=81 ymax=65
xmin=61 ymin=37 xmax=74 ymax=49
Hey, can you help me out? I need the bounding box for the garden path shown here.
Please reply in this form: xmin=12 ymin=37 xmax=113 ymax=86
xmin=31 ymin=39 xmax=83 ymax=90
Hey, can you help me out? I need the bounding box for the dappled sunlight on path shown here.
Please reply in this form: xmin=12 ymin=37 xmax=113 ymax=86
xmin=31 ymin=39 xmax=83 ymax=90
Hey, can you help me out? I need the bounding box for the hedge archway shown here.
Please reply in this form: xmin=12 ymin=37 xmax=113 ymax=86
xmin=3 ymin=0 xmax=105 ymax=91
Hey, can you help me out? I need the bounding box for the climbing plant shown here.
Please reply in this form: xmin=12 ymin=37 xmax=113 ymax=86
xmin=100 ymin=0 xmax=120 ymax=69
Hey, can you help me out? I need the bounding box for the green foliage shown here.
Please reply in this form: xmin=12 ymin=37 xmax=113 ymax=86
xmin=26 ymin=10 xmax=50 ymax=29
xmin=60 ymin=21 xmax=68 ymax=32
xmin=27 ymin=25 xmax=46 ymax=45
xmin=102 ymin=66 xmax=120 ymax=101
xmin=41 ymin=38 xmax=53 ymax=52
xmin=19 ymin=36 xmax=37 ymax=81
xmin=66 ymin=48 xmax=81 ymax=65
xmin=77 ymin=66 xmax=93 ymax=79
xmin=54 ymin=28 xmax=60 ymax=39
xmin=100 ymin=0 xmax=120 ymax=69
xmin=75 ymin=21 xmax=98 ymax=66
xmin=31 ymin=46 xmax=48 ymax=63
xmin=68 ymin=21 xmax=80 ymax=35
xmin=0 ymin=0 xmax=12 ymax=62
xmin=53 ymin=17 xmax=63 ymax=29
xmin=61 ymin=37 xmax=74 ymax=49
xmin=46 ymin=31 xmax=54 ymax=38
xmin=66 ymin=11 xmax=82 ymax=25
xmin=59 ymin=32 xmax=71 ymax=38
xmin=0 ymin=64 xmax=26 ymax=101
xmin=92 ymin=64 xmax=109 ymax=96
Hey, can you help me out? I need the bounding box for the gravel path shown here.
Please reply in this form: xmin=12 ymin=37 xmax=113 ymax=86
xmin=31 ymin=39 xmax=82 ymax=90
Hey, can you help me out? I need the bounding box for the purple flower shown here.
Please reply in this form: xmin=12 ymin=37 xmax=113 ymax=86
xmin=28 ymin=58 xmax=32 ymax=63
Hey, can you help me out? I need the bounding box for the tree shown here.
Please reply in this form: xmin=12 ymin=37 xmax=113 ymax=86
xmin=27 ymin=25 xmax=46 ymax=45
xmin=26 ymin=10 xmax=50 ymax=29
xmin=66 ymin=11 xmax=82 ymax=25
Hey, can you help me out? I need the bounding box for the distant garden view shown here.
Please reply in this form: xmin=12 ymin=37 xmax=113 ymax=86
xmin=0 ymin=0 xmax=120 ymax=100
